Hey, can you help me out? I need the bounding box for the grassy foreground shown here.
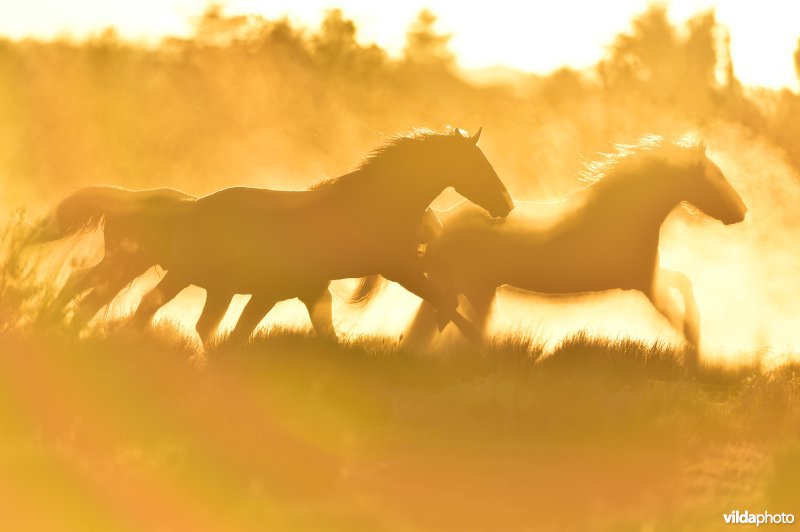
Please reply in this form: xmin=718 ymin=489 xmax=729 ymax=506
xmin=0 ymin=324 xmax=798 ymax=531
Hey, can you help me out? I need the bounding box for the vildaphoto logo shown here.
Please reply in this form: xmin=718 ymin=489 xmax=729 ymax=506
xmin=723 ymin=510 xmax=795 ymax=526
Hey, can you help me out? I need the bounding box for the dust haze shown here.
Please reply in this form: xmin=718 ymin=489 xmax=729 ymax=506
xmin=2 ymin=4 xmax=800 ymax=530
xmin=2 ymin=5 xmax=797 ymax=360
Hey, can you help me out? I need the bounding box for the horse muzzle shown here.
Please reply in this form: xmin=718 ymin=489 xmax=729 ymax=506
xmin=490 ymin=190 xmax=515 ymax=218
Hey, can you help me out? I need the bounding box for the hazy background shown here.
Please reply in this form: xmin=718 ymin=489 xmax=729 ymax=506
xmin=2 ymin=2 xmax=800 ymax=360
xmin=1 ymin=4 xmax=800 ymax=529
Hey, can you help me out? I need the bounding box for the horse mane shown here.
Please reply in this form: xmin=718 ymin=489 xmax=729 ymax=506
xmin=578 ymin=134 xmax=703 ymax=186
xmin=308 ymin=127 xmax=470 ymax=190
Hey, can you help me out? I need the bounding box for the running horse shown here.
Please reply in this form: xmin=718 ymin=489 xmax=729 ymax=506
xmin=402 ymin=136 xmax=747 ymax=368
xmin=28 ymin=186 xmax=196 ymax=328
xmin=30 ymin=170 xmax=455 ymax=334
xmin=131 ymin=128 xmax=514 ymax=347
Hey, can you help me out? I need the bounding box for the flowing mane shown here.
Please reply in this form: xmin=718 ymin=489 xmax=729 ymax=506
xmin=357 ymin=128 xmax=466 ymax=171
xmin=579 ymin=134 xmax=702 ymax=186
xmin=308 ymin=128 xmax=471 ymax=190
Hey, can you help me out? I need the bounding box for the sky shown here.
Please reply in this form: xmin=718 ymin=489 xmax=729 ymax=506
xmin=1 ymin=0 xmax=798 ymax=91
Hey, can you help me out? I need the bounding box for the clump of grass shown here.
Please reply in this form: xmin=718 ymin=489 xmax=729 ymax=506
xmin=3 ymin=216 xmax=800 ymax=531
xmin=0 ymin=211 xmax=55 ymax=332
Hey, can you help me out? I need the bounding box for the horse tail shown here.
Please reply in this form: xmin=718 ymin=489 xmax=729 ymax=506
xmin=26 ymin=186 xmax=126 ymax=246
xmin=330 ymin=275 xmax=386 ymax=306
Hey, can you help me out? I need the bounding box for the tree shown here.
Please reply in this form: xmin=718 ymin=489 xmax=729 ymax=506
xmin=597 ymin=6 xmax=722 ymax=117
xmin=403 ymin=10 xmax=454 ymax=68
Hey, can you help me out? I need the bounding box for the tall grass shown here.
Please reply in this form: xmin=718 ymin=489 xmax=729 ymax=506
xmin=1 ymin=216 xmax=798 ymax=530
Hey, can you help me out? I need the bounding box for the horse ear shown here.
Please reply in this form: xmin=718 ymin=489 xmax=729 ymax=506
xmin=449 ymin=127 xmax=461 ymax=136
xmin=471 ymin=127 xmax=482 ymax=145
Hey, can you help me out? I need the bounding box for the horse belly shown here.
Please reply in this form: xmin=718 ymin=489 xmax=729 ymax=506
xmin=503 ymin=253 xmax=652 ymax=295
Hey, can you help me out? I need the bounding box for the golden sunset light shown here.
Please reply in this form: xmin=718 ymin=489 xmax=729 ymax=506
xmin=2 ymin=1 xmax=800 ymax=90
xmin=1 ymin=1 xmax=799 ymax=530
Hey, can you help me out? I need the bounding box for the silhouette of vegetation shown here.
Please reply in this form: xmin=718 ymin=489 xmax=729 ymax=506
xmin=0 ymin=303 xmax=797 ymax=529
xmin=2 ymin=4 xmax=798 ymax=211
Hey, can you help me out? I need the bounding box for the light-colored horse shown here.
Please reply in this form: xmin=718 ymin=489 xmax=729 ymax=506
xmin=404 ymin=136 xmax=747 ymax=367
xmin=131 ymin=128 xmax=514 ymax=347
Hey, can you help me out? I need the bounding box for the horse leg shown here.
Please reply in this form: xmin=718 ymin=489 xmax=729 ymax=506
xmin=70 ymin=267 xmax=133 ymax=330
xmin=384 ymin=268 xmax=480 ymax=344
xmin=226 ymin=294 xmax=276 ymax=347
xmin=647 ymin=269 xmax=700 ymax=369
xmin=462 ymin=284 xmax=497 ymax=338
xmin=402 ymin=260 xmax=457 ymax=349
xmin=299 ymin=285 xmax=337 ymax=340
xmin=195 ymin=290 xmax=234 ymax=348
xmin=658 ymin=268 xmax=700 ymax=346
xmin=49 ymin=257 xmax=117 ymax=329
xmin=53 ymin=265 xmax=97 ymax=312
xmin=71 ymin=256 xmax=155 ymax=330
xmin=131 ymin=271 xmax=186 ymax=329
xmin=420 ymin=253 xmax=458 ymax=311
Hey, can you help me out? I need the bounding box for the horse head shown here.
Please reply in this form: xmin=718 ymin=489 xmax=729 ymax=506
xmin=443 ymin=127 xmax=514 ymax=218
xmin=681 ymin=142 xmax=747 ymax=225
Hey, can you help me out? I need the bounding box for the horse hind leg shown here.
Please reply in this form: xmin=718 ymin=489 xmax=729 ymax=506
xmin=69 ymin=274 xmax=127 ymax=331
xmin=50 ymin=259 xmax=117 ymax=330
xmin=131 ymin=271 xmax=186 ymax=329
xmin=44 ymin=265 xmax=98 ymax=327
xmin=53 ymin=266 xmax=96 ymax=312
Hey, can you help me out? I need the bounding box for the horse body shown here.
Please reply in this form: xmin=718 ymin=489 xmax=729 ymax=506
xmin=433 ymin=195 xmax=663 ymax=295
xmin=133 ymin=129 xmax=514 ymax=347
xmin=174 ymin=185 xmax=422 ymax=290
xmin=406 ymin=136 xmax=747 ymax=365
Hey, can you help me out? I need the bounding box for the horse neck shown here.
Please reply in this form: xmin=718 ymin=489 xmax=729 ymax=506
xmin=329 ymin=165 xmax=444 ymax=221
xmin=584 ymin=168 xmax=680 ymax=236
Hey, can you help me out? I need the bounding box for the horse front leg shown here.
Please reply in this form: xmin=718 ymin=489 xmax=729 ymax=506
xmin=384 ymin=266 xmax=480 ymax=344
xmin=647 ymin=268 xmax=700 ymax=370
xmin=131 ymin=271 xmax=187 ymax=329
xmin=402 ymin=255 xmax=460 ymax=349
xmin=461 ymin=283 xmax=497 ymax=337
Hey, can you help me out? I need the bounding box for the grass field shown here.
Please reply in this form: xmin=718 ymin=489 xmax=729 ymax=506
xmin=1 ymin=214 xmax=799 ymax=531
xmin=1 ymin=322 xmax=798 ymax=531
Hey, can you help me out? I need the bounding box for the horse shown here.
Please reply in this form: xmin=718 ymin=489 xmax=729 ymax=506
xmin=28 ymin=186 xmax=196 ymax=328
xmin=131 ymin=128 xmax=514 ymax=348
xmin=402 ymin=135 xmax=747 ymax=368
xmin=32 ymin=189 xmax=447 ymax=337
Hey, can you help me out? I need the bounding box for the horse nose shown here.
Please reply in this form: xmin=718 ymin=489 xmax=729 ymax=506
xmin=491 ymin=200 xmax=513 ymax=218
xmin=724 ymin=205 xmax=747 ymax=225
xmin=498 ymin=189 xmax=514 ymax=216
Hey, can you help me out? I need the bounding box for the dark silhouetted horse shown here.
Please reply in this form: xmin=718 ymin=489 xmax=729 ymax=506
xmin=402 ymin=136 xmax=747 ymax=368
xmin=29 ymin=186 xmax=196 ymax=328
xmin=131 ymin=128 xmax=514 ymax=347
xmin=32 ymin=180 xmax=451 ymax=336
